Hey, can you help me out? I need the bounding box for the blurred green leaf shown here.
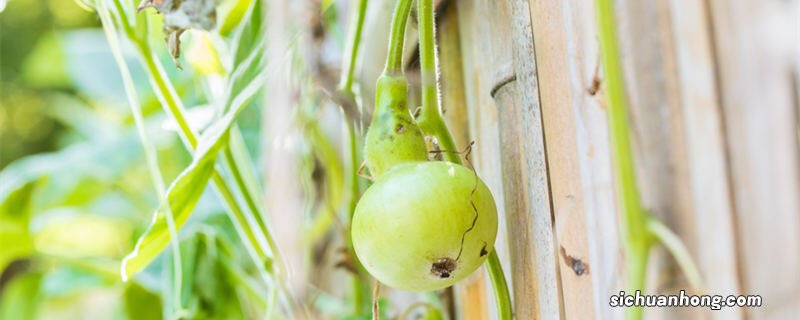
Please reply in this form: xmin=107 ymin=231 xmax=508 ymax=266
xmin=40 ymin=266 xmax=108 ymax=297
xmin=32 ymin=209 xmax=133 ymax=259
xmin=0 ymin=271 xmax=43 ymax=320
xmin=119 ymin=146 xmax=218 ymax=280
xmin=225 ymin=0 xmax=266 ymax=112
xmin=0 ymin=132 xmax=146 ymax=210
xmin=170 ymin=230 xmax=253 ymax=319
xmin=218 ymin=0 xmax=254 ymax=37
xmin=60 ymin=30 xmax=146 ymax=105
xmin=321 ymin=0 xmax=335 ymax=13
xmin=121 ymin=0 xmax=271 ymax=281
xmin=21 ymin=33 xmax=70 ymax=88
xmin=124 ymin=282 xmax=163 ymax=320
xmin=0 ymin=179 xmax=41 ymax=272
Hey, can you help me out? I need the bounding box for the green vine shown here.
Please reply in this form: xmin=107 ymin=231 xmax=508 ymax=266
xmin=337 ymin=0 xmax=370 ymax=316
xmin=595 ymin=1 xmax=702 ymax=319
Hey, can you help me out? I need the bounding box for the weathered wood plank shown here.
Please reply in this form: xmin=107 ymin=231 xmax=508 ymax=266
xmin=707 ymin=0 xmax=800 ymax=318
xmin=660 ymin=0 xmax=743 ymax=319
xmin=497 ymin=0 xmax=564 ymax=319
xmin=523 ymin=0 xmax=624 ymax=318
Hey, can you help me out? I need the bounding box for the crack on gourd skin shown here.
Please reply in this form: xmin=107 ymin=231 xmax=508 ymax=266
xmin=430 ymin=257 xmax=457 ymax=278
xmin=442 ymin=142 xmax=480 ymax=263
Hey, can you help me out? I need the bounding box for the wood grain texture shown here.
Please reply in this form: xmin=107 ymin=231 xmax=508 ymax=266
xmin=707 ymin=0 xmax=800 ymax=318
xmin=524 ymin=0 xmax=626 ymax=319
xmin=498 ymin=1 xmax=564 ymax=319
xmin=661 ymin=0 xmax=743 ymax=318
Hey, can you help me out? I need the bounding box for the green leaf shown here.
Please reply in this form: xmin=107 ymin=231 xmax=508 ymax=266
xmin=119 ymin=145 xmax=218 ymax=281
xmin=40 ymin=266 xmax=108 ymax=297
xmin=0 ymin=271 xmax=43 ymax=320
xmin=120 ymin=44 xmax=270 ymax=280
xmin=0 ymin=179 xmax=42 ymax=272
xmin=320 ymin=0 xmax=335 ymax=13
xmin=123 ymin=282 xmax=163 ymax=320
xmin=219 ymin=0 xmax=254 ymax=37
xmin=32 ymin=209 xmax=133 ymax=259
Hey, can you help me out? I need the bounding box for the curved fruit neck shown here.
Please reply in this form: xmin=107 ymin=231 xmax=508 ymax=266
xmin=372 ymin=73 xmax=410 ymax=120
xmin=364 ymin=73 xmax=428 ymax=179
xmin=363 ymin=0 xmax=427 ymax=179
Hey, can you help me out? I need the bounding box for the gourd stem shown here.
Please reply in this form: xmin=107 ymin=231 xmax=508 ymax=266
xmin=416 ymin=0 xmax=458 ymax=164
xmin=486 ymin=250 xmax=513 ymax=320
xmin=416 ymin=0 xmax=512 ymax=318
xmin=384 ymin=0 xmax=414 ymax=74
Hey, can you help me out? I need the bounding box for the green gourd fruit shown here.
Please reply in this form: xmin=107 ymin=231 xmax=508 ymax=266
xmin=352 ymin=73 xmax=498 ymax=291
xmin=352 ymin=161 xmax=498 ymax=291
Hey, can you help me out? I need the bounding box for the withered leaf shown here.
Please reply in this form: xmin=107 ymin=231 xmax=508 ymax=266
xmin=137 ymin=0 xmax=220 ymax=67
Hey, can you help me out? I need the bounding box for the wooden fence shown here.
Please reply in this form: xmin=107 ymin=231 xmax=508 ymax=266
xmin=352 ymin=0 xmax=799 ymax=319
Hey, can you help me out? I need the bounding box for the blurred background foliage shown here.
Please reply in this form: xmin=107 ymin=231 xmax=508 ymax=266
xmin=1 ymin=0 xmax=448 ymax=318
xmin=0 ymin=1 xmax=269 ymax=319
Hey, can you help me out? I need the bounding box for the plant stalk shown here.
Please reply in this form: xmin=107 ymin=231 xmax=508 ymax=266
xmin=594 ymin=1 xmax=652 ymax=319
xmin=384 ymin=0 xmax=414 ymax=75
xmin=338 ymin=0 xmax=370 ymax=315
xmin=595 ymin=1 xmax=702 ymax=319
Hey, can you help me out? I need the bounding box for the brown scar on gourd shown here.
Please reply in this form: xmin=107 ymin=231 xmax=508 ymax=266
xmin=431 ymin=257 xmax=456 ymax=279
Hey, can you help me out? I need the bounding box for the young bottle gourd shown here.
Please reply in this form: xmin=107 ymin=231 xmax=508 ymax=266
xmin=351 ymin=73 xmax=498 ymax=291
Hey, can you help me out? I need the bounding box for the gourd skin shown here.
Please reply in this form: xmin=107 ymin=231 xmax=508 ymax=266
xmin=364 ymin=74 xmax=428 ymax=178
xmin=352 ymin=161 xmax=498 ymax=291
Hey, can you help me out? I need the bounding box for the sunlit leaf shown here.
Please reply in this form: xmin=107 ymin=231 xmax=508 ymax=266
xmin=123 ymin=282 xmax=163 ymax=320
xmin=0 ymin=179 xmax=41 ymax=272
xmin=0 ymin=271 xmax=43 ymax=320
xmin=21 ymin=33 xmax=69 ymax=88
xmin=218 ymin=0 xmax=254 ymax=37
xmin=121 ymin=45 xmax=269 ymax=280
xmin=32 ymin=209 xmax=133 ymax=259
xmin=186 ymin=32 xmax=223 ymax=76
xmin=119 ymin=145 xmax=219 ymax=281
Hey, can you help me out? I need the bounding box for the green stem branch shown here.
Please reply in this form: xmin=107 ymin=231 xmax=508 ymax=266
xmin=339 ymin=0 xmax=368 ymax=96
xmin=384 ymin=0 xmax=414 ymax=75
xmin=338 ymin=0 xmax=370 ymax=315
xmin=416 ymin=0 xmax=458 ymax=163
xmin=595 ymin=2 xmax=653 ymax=319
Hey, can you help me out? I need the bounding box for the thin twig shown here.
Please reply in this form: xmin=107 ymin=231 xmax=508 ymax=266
xmin=372 ymin=281 xmax=381 ymax=320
